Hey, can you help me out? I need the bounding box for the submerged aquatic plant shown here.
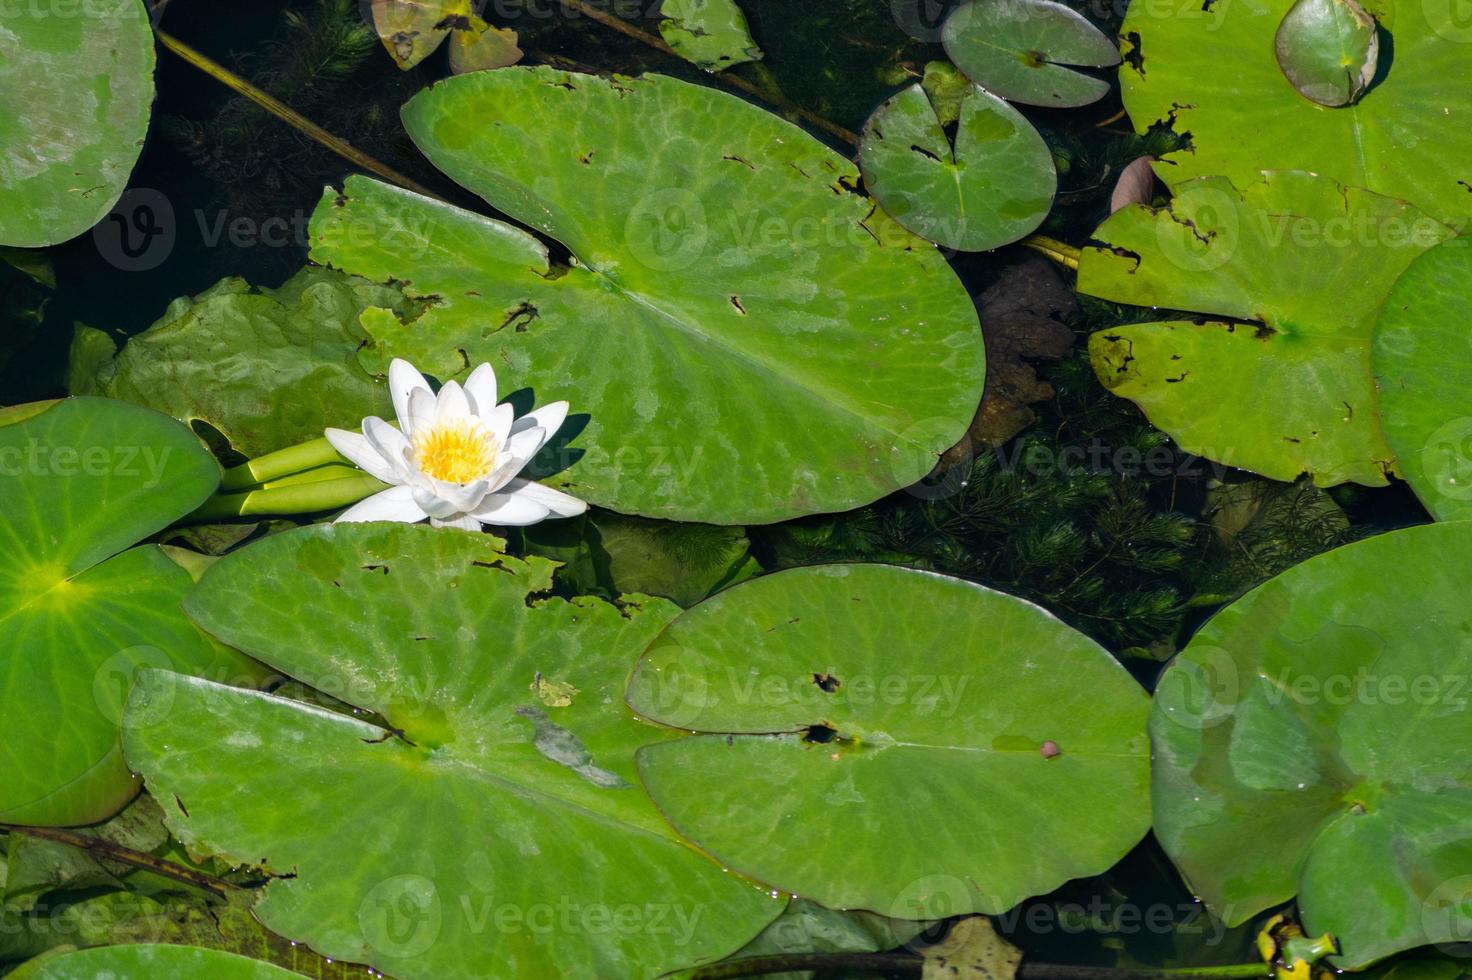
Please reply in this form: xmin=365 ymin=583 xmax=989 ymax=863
xmin=326 ymin=358 xmax=585 ymax=530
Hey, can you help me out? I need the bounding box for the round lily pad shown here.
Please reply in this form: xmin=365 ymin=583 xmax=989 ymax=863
xmin=1078 ymin=170 xmax=1454 ymax=487
xmin=1118 ymin=0 xmax=1472 ymax=222
xmin=858 ymin=83 xmax=1056 ymax=251
xmin=1274 ymin=0 xmax=1379 ymax=107
xmin=124 ymin=523 xmax=781 ymax=979
xmin=1373 ymin=237 xmax=1472 ymax=521
xmin=0 ymin=0 xmax=156 ymax=247
xmin=10 ymin=945 xmax=303 ymax=980
xmin=1152 ymin=521 xmax=1472 ymax=967
xmin=0 ymin=397 xmax=260 ymax=826
xmin=941 ymin=0 xmax=1121 ymax=108
xmin=308 ymin=67 xmax=985 ymax=525
xmin=627 ymin=564 xmax=1151 ymax=918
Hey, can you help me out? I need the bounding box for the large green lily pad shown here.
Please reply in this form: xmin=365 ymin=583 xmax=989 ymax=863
xmin=0 ymin=0 xmax=155 ymax=247
xmin=1118 ymin=0 xmax=1472 ymax=223
xmin=308 ymin=67 xmax=985 ymax=525
xmin=10 ymin=945 xmax=304 ymax=980
xmin=858 ymin=83 xmax=1055 ymax=252
xmin=1152 ymin=521 xmax=1472 ymax=968
xmin=124 ymin=523 xmax=781 ymax=979
xmin=942 ymin=0 xmax=1120 ymax=108
xmin=627 ymin=564 xmax=1151 ymax=917
xmin=68 ymin=268 xmax=419 ymax=458
xmin=0 ymin=397 xmax=260 ymax=826
xmin=1373 ymin=237 xmax=1472 ymax=521
xmin=1079 ymin=170 xmax=1453 ymax=487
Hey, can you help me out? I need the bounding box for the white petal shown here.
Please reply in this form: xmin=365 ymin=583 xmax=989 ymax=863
xmin=430 ymin=514 xmax=483 ymax=532
xmin=486 ymin=403 xmax=515 ymax=447
xmin=411 ymin=483 xmax=463 ymax=520
xmin=335 ymin=485 xmax=426 ymax=524
xmin=363 ymin=417 xmax=412 ymax=478
xmin=510 ymin=401 xmax=569 ymax=447
xmin=406 ymin=387 xmax=436 ymax=439
xmin=503 ymin=425 xmax=545 ymax=464
xmin=463 ymin=362 xmax=498 ymax=418
xmin=443 ymin=477 xmax=493 ymax=514
xmin=389 ymin=359 xmax=432 ymax=434
xmin=469 ymin=491 xmax=552 ymax=527
xmin=435 ymin=379 xmax=472 ymax=422
xmin=482 ymin=449 xmax=529 ymax=494
xmin=325 ymin=427 xmax=402 ymax=485
xmin=502 ymin=478 xmax=587 ymax=518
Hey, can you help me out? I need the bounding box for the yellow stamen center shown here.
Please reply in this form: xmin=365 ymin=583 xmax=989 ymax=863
xmin=412 ymin=419 xmax=498 ymax=484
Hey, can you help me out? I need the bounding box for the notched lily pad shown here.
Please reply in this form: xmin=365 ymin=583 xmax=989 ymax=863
xmin=859 ymin=83 xmax=1056 ymax=252
xmin=941 ymin=0 xmax=1121 ymax=108
xmin=0 ymin=398 xmax=261 ymax=826
xmin=1078 ymin=170 xmax=1453 ymax=487
xmin=308 ymin=67 xmax=985 ymax=525
xmin=1151 ymin=522 xmax=1472 ymax=967
xmin=1275 ymin=0 xmax=1379 ymax=107
xmin=628 ymin=564 xmax=1150 ymax=918
xmin=124 ymin=523 xmax=780 ymax=980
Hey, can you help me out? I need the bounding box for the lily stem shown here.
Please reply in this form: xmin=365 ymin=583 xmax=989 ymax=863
xmin=1 ymin=825 xmax=238 ymax=899
xmin=153 ymin=29 xmax=444 ymax=202
xmin=1022 ymin=233 xmax=1082 ymax=270
xmin=679 ymin=954 xmax=1270 ymax=980
xmin=220 ymin=436 xmax=346 ymax=491
xmin=189 ymin=475 xmax=386 ymax=523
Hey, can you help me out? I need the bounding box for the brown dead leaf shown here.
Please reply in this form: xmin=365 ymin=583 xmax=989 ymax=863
xmin=1110 ymin=156 xmax=1158 ymax=213
xmin=943 ymin=256 xmax=1076 ymax=465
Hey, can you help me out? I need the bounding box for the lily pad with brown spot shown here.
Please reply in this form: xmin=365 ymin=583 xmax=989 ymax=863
xmin=628 ymin=563 xmax=1150 ymax=918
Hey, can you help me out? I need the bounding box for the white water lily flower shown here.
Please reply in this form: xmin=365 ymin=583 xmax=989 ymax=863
xmin=324 ymin=358 xmax=587 ymax=531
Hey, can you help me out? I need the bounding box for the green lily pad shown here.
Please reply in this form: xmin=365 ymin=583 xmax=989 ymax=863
xmin=68 ymin=268 xmax=420 ymax=459
xmin=0 ymin=0 xmax=155 ymax=247
xmin=858 ymin=83 xmax=1055 ymax=252
xmin=0 ymin=397 xmax=261 ymax=826
xmin=1373 ymin=237 xmax=1472 ymax=521
xmin=308 ymin=67 xmax=985 ymax=525
xmin=1078 ymin=171 xmax=1454 ymax=487
xmin=9 ymin=945 xmax=304 ymax=980
xmin=1118 ymin=0 xmax=1472 ymax=222
xmin=941 ymin=0 xmax=1121 ymax=108
xmin=659 ymin=0 xmax=763 ymax=71
xmin=1274 ymin=0 xmax=1379 ymax=107
xmin=1151 ymin=521 xmax=1472 ymax=968
xmin=627 ymin=564 xmax=1151 ymax=917
xmin=124 ymin=523 xmax=781 ymax=979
